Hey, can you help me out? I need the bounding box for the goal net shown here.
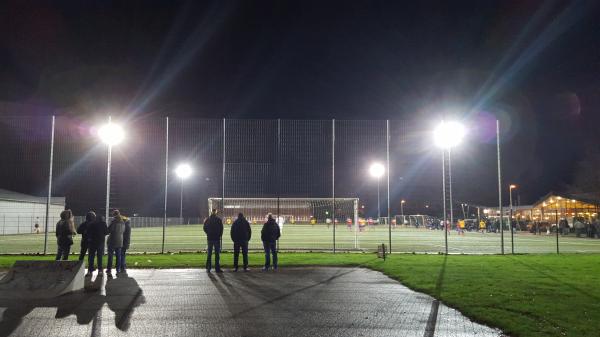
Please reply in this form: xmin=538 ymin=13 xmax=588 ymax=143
xmin=208 ymin=197 xmax=359 ymax=225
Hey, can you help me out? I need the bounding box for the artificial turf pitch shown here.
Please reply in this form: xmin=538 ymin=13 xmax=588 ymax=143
xmin=2 ymin=224 xmax=600 ymax=254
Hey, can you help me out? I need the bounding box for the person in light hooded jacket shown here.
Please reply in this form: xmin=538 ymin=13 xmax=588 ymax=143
xmin=106 ymin=210 xmax=125 ymax=275
xmin=121 ymin=216 xmax=132 ymax=272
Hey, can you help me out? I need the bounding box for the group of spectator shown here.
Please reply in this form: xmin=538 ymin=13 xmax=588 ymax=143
xmin=55 ymin=208 xmax=282 ymax=274
xmin=203 ymin=209 xmax=281 ymax=272
xmin=54 ymin=209 xmax=131 ymax=276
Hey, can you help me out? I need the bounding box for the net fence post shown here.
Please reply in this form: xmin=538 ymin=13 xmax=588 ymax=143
xmin=332 ymin=119 xmax=336 ymax=253
xmin=277 ymin=119 xmax=281 ymax=252
xmin=221 ymin=118 xmax=226 ymax=248
xmin=162 ymin=117 xmax=169 ymax=254
xmin=448 ymin=148 xmax=454 ymax=253
xmin=354 ymin=199 xmax=358 ymax=250
xmin=497 ymin=120 xmax=504 ymax=255
xmin=556 ymin=209 xmax=560 ymax=254
xmin=44 ymin=115 xmax=55 ymax=255
xmin=387 ymin=120 xmax=391 ymax=254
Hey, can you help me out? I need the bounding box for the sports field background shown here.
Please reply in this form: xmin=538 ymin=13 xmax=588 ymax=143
xmin=2 ymin=223 xmax=600 ymax=254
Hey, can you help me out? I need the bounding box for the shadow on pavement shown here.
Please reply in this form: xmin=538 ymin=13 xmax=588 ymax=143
xmin=423 ymin=255 xmax=448 ymax=337
xmin=0 ymin=272 xmax=145 ymax=337
xmin=208 ymin=268 xmax=357 ymax=319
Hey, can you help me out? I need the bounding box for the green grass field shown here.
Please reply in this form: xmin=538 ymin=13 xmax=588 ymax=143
xmin=2 ymin=224 xmax=600 ymax=254
xmin=1 ymin=252 xmax=599 ymax=337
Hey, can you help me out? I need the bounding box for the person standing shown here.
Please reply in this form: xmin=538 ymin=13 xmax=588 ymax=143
xmin=261 ymin=213 xmax=281 ymax=271
xmin=203 ymin=209 xmax=223 ymax=272
xmin=87 ymin=214 xmax=109 ymax=275
xmin=77 ymin=211 xmax=96 ymax=261
xmin=33 ymin=217 xmax=40 ymax=234
xmin=106 ymin=210 xmax=125 ymax=275
xmin=121 ymin=215 xmax=131 ymax=272
xmin=55 ymin=210 xmax=76 ymax=260
xmin=230 ymin=213 xmax=251 ymax=272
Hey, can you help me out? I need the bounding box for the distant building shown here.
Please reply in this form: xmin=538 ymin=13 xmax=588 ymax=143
xmin=483 ymin=192 xmax=600 ymax=226
xmin=0 ymin=189 xmax=65 ymax=234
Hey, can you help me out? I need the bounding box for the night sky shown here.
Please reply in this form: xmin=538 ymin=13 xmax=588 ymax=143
xmin=1 ymin=1 xmax=600 ymax=215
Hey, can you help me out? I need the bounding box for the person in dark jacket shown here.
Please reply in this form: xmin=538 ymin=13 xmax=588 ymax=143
xmin=106 ymin=210 xmax=125 ymax=275
xmin=203 ymin=209 xmax=223 ymax=272
xmin=55 ymin=210 xmax=76 ymax=260
xmin=121 ymin=216 xmax=131 ymax=272
xmin=86 ymin=214 xmax=109 ymax=275
xmin=77 ymin=211 xmax=96 ymax=261
xmin=230 ymin=213 xmax=251 ymax=272
xmin=261 ymin=213 xmax=281 ymax=271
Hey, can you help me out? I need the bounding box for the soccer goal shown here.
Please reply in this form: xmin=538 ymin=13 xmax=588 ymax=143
xmin=207 ymin=197 xmax=359 ymax=225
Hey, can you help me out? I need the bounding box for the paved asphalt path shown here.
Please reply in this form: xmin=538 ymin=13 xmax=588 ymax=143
xmin=0 ymin=267 xmax=502 ymax=337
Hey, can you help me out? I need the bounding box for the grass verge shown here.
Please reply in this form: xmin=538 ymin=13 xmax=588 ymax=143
xmin=1 ymin=253 xmax=599 ymax=337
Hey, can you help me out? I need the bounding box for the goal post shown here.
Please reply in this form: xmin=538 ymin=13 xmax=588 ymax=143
xmin=207 ymin=197 xmax=359 ymax=225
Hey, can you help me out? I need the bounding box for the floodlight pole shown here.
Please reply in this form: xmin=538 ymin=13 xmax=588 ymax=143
xmin=442 ymin=150 xmax=448 ymax=254
xmin=497 ymin=120 xmax=504 ymax=255
xmin=105 ymin=116 xmax=112 ymax=222
xmin=162 ymin=117 xmax=169 ymax=254
xmin=43 ymin=115 xmax=55 ymax=255
xmin=179 ymin=180 xmax=184 ymax=222
xmin=377 ymin=177 xmax=381 ymax=221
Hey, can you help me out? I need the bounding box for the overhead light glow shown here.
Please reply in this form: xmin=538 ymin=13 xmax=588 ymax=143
xmin=98 ymin=122 xmax=125 ymax=146
xmin=175 ymin=163 xmax=192 ymax=179
xmin=369 ymin=162 xmax=385 ymax=178
xmin=433 ymin=121 xmax=466 ymax=149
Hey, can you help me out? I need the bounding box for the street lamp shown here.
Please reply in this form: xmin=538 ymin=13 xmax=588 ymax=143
xmin=401 ymin=200 xmax=406 ymax=225
xmin=175 ymin=163 xmax=192 ymax=222
xmin=509 ymin=184 xmax=517 ymax=254
xmin=433 ymin=120 xmax=465 ymax=254
xmin=369 ymin=162 xmax=385 ymax=222
xmin=98 ymin=118 xmax=125 ymax=221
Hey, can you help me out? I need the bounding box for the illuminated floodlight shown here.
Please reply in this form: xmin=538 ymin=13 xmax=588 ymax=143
xmin=175 ymin=163 xmax=192 ymax=179
xmin=433 ymin=121 xmax=465 ymax=149
xmin=510 ymin=184 xmax=517 ymax=189
xmin=369 ymin=162 xmax=385 ymax=178
xmin=98 ymin=123 xmax=125 ymax=146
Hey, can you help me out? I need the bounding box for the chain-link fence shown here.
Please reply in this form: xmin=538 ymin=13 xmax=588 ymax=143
xmin=1 ymin=116 xmax=599 ymax=254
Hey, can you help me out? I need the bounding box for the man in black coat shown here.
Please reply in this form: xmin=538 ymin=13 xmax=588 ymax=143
xmin=86 ymin=215 xmax=109 ymax=275
xmin=203 ymin=209 xmax=223 ymax=272
xmin=77 ymin=211 xmax=96 ymax=261
xmin=230 ymin=213 xmax=251 ymax=272
xmin=261 ymin=214 xmax=281 ymax=271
